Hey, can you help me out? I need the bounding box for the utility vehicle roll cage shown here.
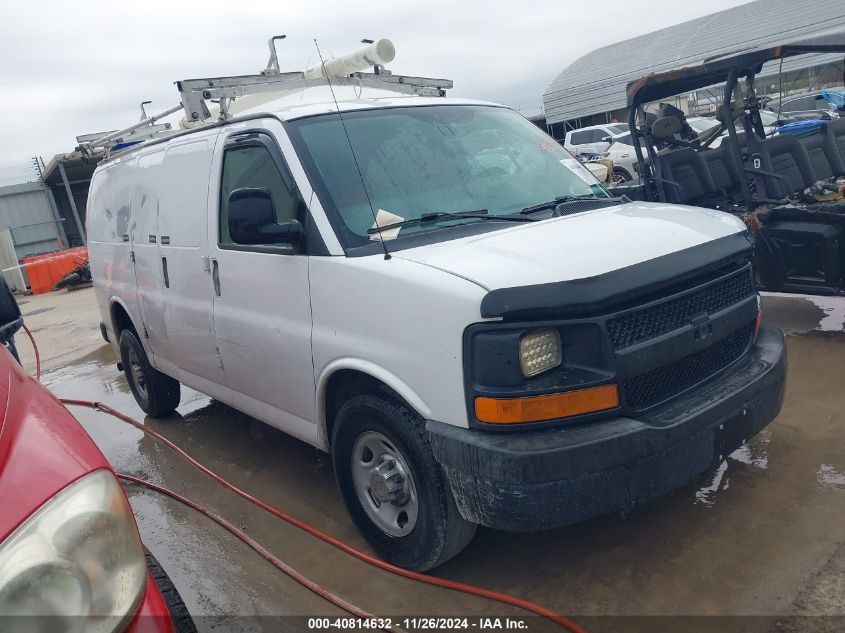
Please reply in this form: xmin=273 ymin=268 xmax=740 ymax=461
xmin=624 ymin=30 xmax=845 ymax=211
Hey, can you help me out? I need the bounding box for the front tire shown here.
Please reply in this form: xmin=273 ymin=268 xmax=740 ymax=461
xmin=145 ymin=548 xmax=197 ymax=633
xmin=119 ymin=330 xmax=180 ymax=417
xmin=332 ymin=393 xmax=477 ymax=571
xmin=613 ymin=167 xmax=633 ymax=184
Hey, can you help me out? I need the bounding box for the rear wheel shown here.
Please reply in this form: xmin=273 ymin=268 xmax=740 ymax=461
xmin=119 ymin=330 xmax=180 ymax=417
xmin=332 ymin=393 xmax=476 ymax=571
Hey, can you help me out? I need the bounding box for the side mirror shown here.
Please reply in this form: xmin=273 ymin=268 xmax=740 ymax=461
xmin=227 ymin=187 xmax=302 ymax=246
xmin=601 ymin=136 xmax=612 ymax=143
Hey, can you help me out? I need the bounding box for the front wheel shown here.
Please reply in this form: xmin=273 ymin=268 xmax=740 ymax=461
xmin=145 ymin=548 xmax=197 ymax=633
xmin=332 ymin=394 xmax=476 ymax=571
xmin=613 ymin=167 xmax=633 ymax=184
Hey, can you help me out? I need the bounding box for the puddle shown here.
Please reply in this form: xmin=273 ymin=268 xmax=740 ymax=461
xmin=730 ymin=430 xmax=771 ymax=469
xmin=810 ymin=296 xmax=845 ymax=332
xmin=694 ymin=459 xmax=730 ymax=507
xmin=694 ymin=432 xmax=771 ymax=507
xmin=817 ymin=464 xmax=845 ymax=488
xmin=761 ymin=293 xmax=845 ymax=334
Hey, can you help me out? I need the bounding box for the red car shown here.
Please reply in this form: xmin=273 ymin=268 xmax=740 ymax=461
xmin=0 ymin=336 xmax=194 ymax=631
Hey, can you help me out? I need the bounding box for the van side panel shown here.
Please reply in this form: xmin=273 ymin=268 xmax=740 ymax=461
xmin=132 ymin=149 xmax=168 ymax=360
xmin=88 ymin=157 xmax=141 ymax=349
xmin=155 ymin=136 xmax=221 ymax=382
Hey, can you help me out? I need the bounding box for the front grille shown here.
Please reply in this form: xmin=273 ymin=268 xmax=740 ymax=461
xmin=606 ymin=269 xmax=754 ymax=349
xmin=622 ymin=321 xmax=755 ymax=411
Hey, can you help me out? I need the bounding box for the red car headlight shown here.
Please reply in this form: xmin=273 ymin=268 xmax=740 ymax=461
xmin=0 ymin=469 xmax=147 ymax=632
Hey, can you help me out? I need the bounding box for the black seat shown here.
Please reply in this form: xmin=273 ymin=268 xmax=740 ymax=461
xmin=799 ymin=124 xmax=844 ymax=180
xmin=657 ymin=148 xmax=716 ymax=204
xmin=756 ymin=135 xmax=817 ymax=198
xmin=701 ymin=138 xmax=745 ymax=195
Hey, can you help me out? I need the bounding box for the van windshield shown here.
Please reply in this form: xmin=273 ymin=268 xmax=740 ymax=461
xmin=287 ymin=105 xmax=609 ymax=249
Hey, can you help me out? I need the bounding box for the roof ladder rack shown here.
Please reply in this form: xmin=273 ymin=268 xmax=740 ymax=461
xmin=78 ymin=102 xmax=181 ymax=156
xmin=79 ymin=36 xmax=453 ymax=156
xmin=176 ymin=36 xmax=453 ymax=124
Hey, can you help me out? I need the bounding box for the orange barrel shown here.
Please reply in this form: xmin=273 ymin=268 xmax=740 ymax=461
xmin=22 ymin=247 xmax=89 ymax=294
xmin=22 ymin=254 xmax=54 ymax=294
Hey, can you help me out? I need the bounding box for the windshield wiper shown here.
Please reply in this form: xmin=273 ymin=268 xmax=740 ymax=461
xmin=366 ymin=209 xmax=536 ymax=235
xmin=519 ymin=195 xmax=600 ymax=215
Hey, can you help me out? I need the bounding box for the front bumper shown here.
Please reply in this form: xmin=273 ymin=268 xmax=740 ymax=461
xmin=427 ymin=325 xmax=787 ymax=531
xmin=125 ymin=572 xmax=175 ymax=633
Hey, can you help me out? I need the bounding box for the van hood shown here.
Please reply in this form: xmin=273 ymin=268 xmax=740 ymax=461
xmin=395 ymin=201 xmax=748 ymax=291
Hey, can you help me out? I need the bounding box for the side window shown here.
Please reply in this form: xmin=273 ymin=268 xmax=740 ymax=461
xmin=591 ymin=129 xmax=608 ymax=142
xmin=219 ymin=141 xmax=298 ymax=245
xmin=570 ymin=131 xmax=589 ymax=145
xmin=782 ymin=96 xmax=811 ymax=113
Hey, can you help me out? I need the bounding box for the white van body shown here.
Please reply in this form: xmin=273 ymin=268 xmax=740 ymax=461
xmin=88 ymin=84 xmax=786 ymax=569
xmin=90 ymin=89 xmax=737 ymax=445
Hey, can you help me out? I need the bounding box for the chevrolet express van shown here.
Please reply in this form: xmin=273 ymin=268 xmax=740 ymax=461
xmin=88 ymin=85 xmax=787 ymax=570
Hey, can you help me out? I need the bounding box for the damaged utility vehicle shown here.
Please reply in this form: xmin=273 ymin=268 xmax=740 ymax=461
xmin=620 ymin=30 xmax=845 ymax=295
xmin=86 ymin=37 xmax=786 ymax=571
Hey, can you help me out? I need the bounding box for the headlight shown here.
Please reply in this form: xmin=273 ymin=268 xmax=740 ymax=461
xmin=0 ymin=469 xmax=147 ymax=633
xmin=519 ymin=328 xmax=562 ymax=378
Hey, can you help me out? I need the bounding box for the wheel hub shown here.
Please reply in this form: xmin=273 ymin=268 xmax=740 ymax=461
xmin=368 ymin=457 xmax=410 ymax=505
xmin=128 ymin=348 xmax=147 ymax=399
xmin=351 ymin=431 xmax=419 ymax=537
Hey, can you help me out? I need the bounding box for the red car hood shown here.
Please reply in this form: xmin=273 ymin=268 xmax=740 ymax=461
xmin=0 ymin=348 xmax=109 ymax=541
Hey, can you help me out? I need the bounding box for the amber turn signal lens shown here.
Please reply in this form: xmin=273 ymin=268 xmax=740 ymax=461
xmin=475 ymin=384 xmax=620 ymax=424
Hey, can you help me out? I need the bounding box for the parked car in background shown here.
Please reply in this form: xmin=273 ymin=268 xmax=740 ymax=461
xmin=0 ymin=303 xmax=194 ymax=632
xmin=687 ymin=116 xmax=721 ymax=136
xmin=757 ymin=109 xmax=797 ymax=136
xmin=603 ymin=131 xmax=641 ymax=183
xmin=563 ymin=123 xmax=629 ymax=155
xmin=773 ymin=91 xmax=843 ymax=121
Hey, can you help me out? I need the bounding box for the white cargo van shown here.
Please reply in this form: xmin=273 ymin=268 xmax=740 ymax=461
xmin=87 ymin=48 xmax=786 ymax=571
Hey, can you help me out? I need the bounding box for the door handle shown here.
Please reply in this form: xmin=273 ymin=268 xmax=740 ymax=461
xmin=211 ymin=258 xmax=221 ymax=297
xmin=162 ymin=257 xmax=170 ymax=289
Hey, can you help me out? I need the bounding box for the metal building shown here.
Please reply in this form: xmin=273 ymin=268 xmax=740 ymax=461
xmin=543 ymin=0 xmax=845 ymax=139
xmin=0 ymin=159 xmax=68 ymax=291
xmin=41 ymin=150 xmax=98 ymax=249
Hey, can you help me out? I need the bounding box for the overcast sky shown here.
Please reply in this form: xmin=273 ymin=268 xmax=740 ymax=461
xmin=0 ymin=0 xmax=752 ymax=165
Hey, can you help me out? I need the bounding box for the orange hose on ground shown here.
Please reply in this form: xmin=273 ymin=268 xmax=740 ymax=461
xmin=118 ymin=474 xmax=394 ymax=630
xmin=62 ymin=399 xmax=587 ymax=633
xmin=21 ymin=323 xmax=40 ymax=381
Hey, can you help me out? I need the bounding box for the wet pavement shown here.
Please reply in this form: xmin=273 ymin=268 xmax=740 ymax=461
xmin=22 ymin=289 xmax=845 ymax=632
